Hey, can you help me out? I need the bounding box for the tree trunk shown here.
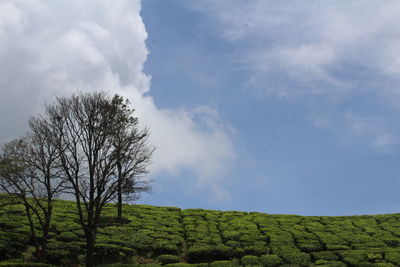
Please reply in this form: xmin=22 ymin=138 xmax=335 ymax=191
xmin=117 ymin=181 xmax=122 ymax=219
xmin=85 ymin=232 xmax=95 ymax=267
xmin=39 ymin=210 xmax=51 ymax=262
xmin=117 ymin=162 xmax=123 ymax=220
xmin=40 ymin=197 xmax=52 ymax=261
xmin=25 ymin=204 xmax=41 ymax=261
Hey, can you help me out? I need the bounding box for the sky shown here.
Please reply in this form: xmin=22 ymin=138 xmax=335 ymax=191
xmin=1 ymin=1 xmax=400 ymax=216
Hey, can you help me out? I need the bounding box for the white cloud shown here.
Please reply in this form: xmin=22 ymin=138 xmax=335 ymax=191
xmin=343 ymin=112 xmax=400 ymax=152
xmin=374 ymin=134 xmax=398 ymax=150
xmin=189 ymin=1 xmax=400 ymax=95
xmin=189 ymin=0 xmax=400 ymax=151
xmin=0 ymin=0 xmax=235 ymax=200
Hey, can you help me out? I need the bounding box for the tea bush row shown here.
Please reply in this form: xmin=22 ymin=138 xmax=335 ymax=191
xmin=4 ymin=197 xmax=400 ymax=265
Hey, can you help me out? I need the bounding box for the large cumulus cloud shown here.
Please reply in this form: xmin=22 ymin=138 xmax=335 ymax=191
xmin=0 ymin=0 xmax=235 ymax=199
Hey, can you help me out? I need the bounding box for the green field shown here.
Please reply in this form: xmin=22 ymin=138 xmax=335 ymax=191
xmin=1 ymin=198 xmax=400 ymax=267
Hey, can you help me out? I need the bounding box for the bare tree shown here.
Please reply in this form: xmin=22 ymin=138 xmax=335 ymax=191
xmin=0 ymin=121 xmax=64 ymax=261
xmin=111 ymin=95 xmax=153 ymax=219
xmin=33 ymin=92 xmax=153 ymax=267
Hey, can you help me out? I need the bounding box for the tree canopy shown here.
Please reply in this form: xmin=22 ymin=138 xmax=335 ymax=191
xmin=0 ymin=92 xmax=153 ymax=267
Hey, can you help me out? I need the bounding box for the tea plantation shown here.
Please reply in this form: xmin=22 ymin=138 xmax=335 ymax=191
xmin=1 ymin=198 xmax=400 ymax=266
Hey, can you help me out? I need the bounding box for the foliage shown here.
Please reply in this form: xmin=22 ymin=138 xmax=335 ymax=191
xmin=158 ymin=255 xmax=180 ymax=265
xmin=311 ymin=251 xmax=339 ymax=261
xmin=375 ymin=263 xmax=396 ymax=267
xmin=209 ymin=261 xmax=234 ymax=267
xmin=314 ymin=260 xmax=346 ymax=267
xmin=258 ymin=255 xmax=283 ymax=267
xmin=240 ymin=255 xmax=259 ymax=266
xmin=187 ymin=245 xmax=234 ymax=263
xmin=0 ymin=261 xmax=52 ymax=267
xmin=2 ymin=197 xmax=400 ymax=266
xmin=385 ymin=251 xmax=400 ymax=264
xmin=164 ymin=264 xmax=193 ymax=267
xmin=279 ymin=253 xmax=311 ymax=267
xmin=99 ymin=265 xmax=161 ymax=267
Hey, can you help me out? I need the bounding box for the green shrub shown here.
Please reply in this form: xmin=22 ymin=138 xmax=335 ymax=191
xmin=280 ymin=253 xmax=311 ymax=267
xmin=95 ymin=243 xmax=136 ymax=255
xmin=270 ymin=243 xmax=300 ymax=255
xmin=187 ymin=245 xmax=234 ymax=263
xmin=223 ymin=231 xmax=241 ymax=241
xmin=297 ymin=241 xmax=323 ymax=252
xmin=366 ymin=252 xmax=383 ymax=262
xmin=153 ymin=240 xmax=180 ymax=255
xmin=56 ymin=231 xmax=79 ymax=242
xmin=241 ymin=255 xmax=260 ymax=266
xmin=45 ymin=249 xmax=70 ymax=265
xmin=325 ymin=244 xmax=350 ymax=251
xmin=158 ymin=255 xmax=180 ymax=265
xmin=98 ymin=265 xmax=160 ymax=267
xmin=258 ymin=255 xmax=283 ymax=267
xmin=385 ymin=251 xmax=400 ymax=264
xmin=0 ymin=263 xmax=52 ymax=267
xmin=225 ymin=241 xmax=241 ymax=249
xmin=342 ymin=250 xmax=384 ymax=266
xmin=315 ymin=260 xmax=346 ymax=267
xmin=352 ymin=242 xmax=387 ymax=250
xmin=0 ymin=232 xmax=28 ymax=259
xmin=340 ymin=250 xmax=366 ymax=265
xmin=311 ymin=251 xmax=339 ymax=261
xmin=375 ymin=263 xmax=395 ymax=267
xmin=129 ymin=233 xmax=154 ymax=253
xmin=209 ymin=261 xmax=233 ymax=267
xmin=194 ymin=264 xmax=209 ymax=267
xmin=93 ymin=243 xmax=136 ymax=265
xmin=164 ymin=264 xmax=192 ymax=267
xmin=345 ymin=263 xmax=374 ymax=267
xmin=381 ymin=238 xmax=400 ymax=247
xmin=44 ymin=240 xmax=83 ymax=265
xmin=243 ymin=245 xmax=269 ymax=256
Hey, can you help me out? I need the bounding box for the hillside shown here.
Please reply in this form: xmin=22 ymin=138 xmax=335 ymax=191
xmin=1 ymin=198 xmax=400 ymax=266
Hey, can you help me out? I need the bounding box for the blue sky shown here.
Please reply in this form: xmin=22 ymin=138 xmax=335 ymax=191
xmin=139 ymin=1 xmax=400 ymax=215
xmin=1 ymin=1 xmax=400 ymax=215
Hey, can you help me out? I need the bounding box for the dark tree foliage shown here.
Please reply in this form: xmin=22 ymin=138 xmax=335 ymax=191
xmin=30 ymin=92 xmax=153 ymax=267
xmin=0 ymin=122 xmax=64 ymax=261
xmin=111 ymin=95 xmax=153 ymax=219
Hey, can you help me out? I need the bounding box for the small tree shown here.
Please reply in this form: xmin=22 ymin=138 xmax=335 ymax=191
xmin=34 ymin=92 xmax=153 ymax=267
xmin=0 ymin=121 xmax=64 ymax=261
xmin=111 ymin=95 xmax=153 ymax=219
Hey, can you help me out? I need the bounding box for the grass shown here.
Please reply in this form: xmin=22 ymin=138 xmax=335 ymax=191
xmin=1 ymin=197 xmax=400 ymax=266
